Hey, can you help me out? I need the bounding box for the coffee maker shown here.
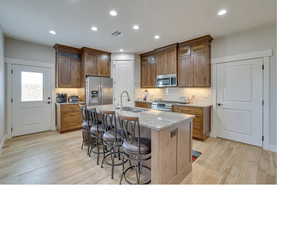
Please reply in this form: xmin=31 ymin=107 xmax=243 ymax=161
xmin=56 ymin=93 xmax=67 ymax=103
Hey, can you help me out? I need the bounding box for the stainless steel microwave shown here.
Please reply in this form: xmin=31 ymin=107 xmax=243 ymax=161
xmin=156 ymin=74 xmax=177 ymax=87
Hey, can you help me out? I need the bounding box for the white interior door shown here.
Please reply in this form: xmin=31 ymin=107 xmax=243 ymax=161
xmin=12 ymin=64 xmax=52 ymax=136
xmin=112 ymin=60 xmax=135 ymax=107
xmin=216 ymin=58 xmax=263 ymax=146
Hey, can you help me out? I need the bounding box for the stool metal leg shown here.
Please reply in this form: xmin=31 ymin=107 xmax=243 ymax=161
xmin=96 ymin=139 xmax=100 ymax=165
xmin=111 ymin=147 xmax=115 ymax=179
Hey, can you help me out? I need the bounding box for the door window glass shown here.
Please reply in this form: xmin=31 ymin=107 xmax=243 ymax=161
xmin=21 ymin=72 xmax=43 ymax=102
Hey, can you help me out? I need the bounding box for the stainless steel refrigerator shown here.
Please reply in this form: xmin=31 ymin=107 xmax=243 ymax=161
xmin=86 ymin=76 xmax=113 ymax=106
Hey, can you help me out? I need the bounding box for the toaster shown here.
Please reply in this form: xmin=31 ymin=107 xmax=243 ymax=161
xmin=68 ymin=95 xmax=80 ymax=103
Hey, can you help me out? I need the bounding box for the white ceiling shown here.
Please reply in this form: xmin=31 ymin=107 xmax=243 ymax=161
xmin=0 ymin=0 xmax=276 ymax=53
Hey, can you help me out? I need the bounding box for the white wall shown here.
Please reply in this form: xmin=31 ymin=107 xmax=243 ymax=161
xmin=212 ymin=24 xmax=277 ymax=148
xmin=0 ymin=26 xmax=6 ymax=150
xmin=5 ymin=37 xmax=54 ymax=63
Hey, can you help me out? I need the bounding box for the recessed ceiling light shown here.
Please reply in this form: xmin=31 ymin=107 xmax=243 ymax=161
xmin=133 ymin=25 xmax=139 ymax=30
xmin=217 ymin=9 xmax=227 ymax=16
xmin=154 ymin=35 xmax=160 ymax=39
xmin=91 ymin=26 xmax=98 ymax=31
xmin=120 ymin=49 xmax=124 ymax=52
xmin=49 ymin=30 xmax=56 ymax=35
xmin=110 ymin=10 xmax=118 ymax=16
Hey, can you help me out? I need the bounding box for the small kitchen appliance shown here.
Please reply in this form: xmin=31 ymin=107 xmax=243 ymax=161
xmin=56 ymin=93 xmax=67 ymax=103
xmin=156 ymin=74 xmax=177 ymax=87
xmin=68 ymin=95 xmax=80 ymax=104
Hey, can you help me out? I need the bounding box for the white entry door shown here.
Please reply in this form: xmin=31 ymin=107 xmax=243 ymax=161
xmin=216 ymin=58 xmax=263 ymax=146
xmin=112 ymin=60 xmax=135 ymax=107
xmin=12 ymin=64 xmax=52 ymax=136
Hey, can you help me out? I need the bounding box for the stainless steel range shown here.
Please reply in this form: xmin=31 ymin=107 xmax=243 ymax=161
xmin=151 ymin=100 xmax=189 ymax=111
xmin=151 ymin=101 xmax=173 ymax=111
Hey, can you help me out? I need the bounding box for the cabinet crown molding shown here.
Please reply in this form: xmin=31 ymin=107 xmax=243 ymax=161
xmin=53 ymin=44 xmax=81 ymax=54
xmin=81 ymin=47 xmax=111 ymax=55
xmin=140 ymin=35 xmax=213 ymax=56
xmin=179 ymin=35 xmax=213 ymax=46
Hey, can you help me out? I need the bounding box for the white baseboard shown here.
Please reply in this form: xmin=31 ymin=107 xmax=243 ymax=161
xmin=0 ymin=134 xmax=8 ymax=154
xmin=263 ymin=144 xmax=277 ymax=152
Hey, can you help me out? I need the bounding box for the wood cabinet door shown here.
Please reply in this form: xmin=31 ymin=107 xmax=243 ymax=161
xmin=192 ymin=44 xmax=210 ymax=87
xmin=70 ymin=56 xmax=81 ymax=88
xmin=156 ymin=48 xmax=176 ymax=75
xmin=148 ymin=56 xmax=157 ymax=87
xmin=156 ymin=52 xmax=167 ymax=75
xmin=141 ymin=55 xmax=156 ymax=88
xmin=178 ymin=55 xmax=193 ymax=87
xmin=84 ymin=53 xmax=98 ymax=75
xmin=57 ymin=54 xmax=71 ymax=88
xmin=167 ymin=48 xmax=177 ymax=74
xmin=141 ymin=57 xmax=148 ymax=88
xmin=97 ymin=53 xmax=110 ymax=77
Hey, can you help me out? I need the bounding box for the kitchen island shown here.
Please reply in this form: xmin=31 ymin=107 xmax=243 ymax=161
xmin=89 ymin=104 xmax=194 ymax=184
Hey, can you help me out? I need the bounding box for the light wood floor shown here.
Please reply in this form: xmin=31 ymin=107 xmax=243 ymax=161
xmin=0 ymin=130 xmax=277 ymax=184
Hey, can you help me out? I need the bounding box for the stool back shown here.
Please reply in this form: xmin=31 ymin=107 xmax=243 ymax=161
xmin=118 ymin=115 xmax=141 ymax=153
xmin=88 ymin=108 xmax=99 ymax=126
xmin=80 ymin=105 xmax=88 ymax=122
xmin=102 ymin=111 xmax=124 ymax=143
xmin=102 ymin=110 xmax=116 ymax=131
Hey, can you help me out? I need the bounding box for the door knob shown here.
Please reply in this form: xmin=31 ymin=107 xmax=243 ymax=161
xmin=217 ymin=103 xmax=223 ymax=106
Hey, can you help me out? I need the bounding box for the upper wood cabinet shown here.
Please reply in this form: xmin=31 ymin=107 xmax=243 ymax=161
xmin=140 ymin=45 xmax=177 ymax=88
xmin=140 ymin=35 xmax=212 ymax=88
xmin=140 ymin=53 xmax=157 ymax=88
xmin=81 ymin=47 xmax=111 ymax=77
xmin=156 ymin=44 xmax=177 ymax=76
xmin=54 ymin=44 xmax=82 ymax=88
xmin=178 ymin=35 xmax=213 ymax=87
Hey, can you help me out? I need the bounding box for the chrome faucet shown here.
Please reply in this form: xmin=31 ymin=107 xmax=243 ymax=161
xmin=120 ymin=90 xmax=131 ymax=107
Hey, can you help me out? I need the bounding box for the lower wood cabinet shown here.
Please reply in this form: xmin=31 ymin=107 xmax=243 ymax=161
xmin=172 ymin=105 xmax=211 ymax=140
xmin=56 ymin=104 xmax=82 ymax=133
xmin=135 ymin=101 xmax=152 ymax=108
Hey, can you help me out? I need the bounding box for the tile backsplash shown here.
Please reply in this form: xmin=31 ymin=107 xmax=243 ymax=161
xmin=55 ymin=88 xmax=85 ymax=101
xmin=135 ymin=88 xmax=212 ymax=105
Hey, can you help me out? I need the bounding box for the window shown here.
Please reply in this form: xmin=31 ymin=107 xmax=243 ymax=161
xmin=21 ymin=72 xmax=43 ymax=102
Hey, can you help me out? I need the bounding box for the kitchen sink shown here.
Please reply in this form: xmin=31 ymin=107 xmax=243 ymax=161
xmin=120 ymin=106 xmax=147 ymax=113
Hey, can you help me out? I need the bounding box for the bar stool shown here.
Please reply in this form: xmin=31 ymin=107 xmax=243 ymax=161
xmin=119 ymin=115 xmax=151 ymax=184
xmin=88 ymin=109 xmax=107 ymax=165
xmin=80 ymin=105 xmax=91 ymax=151
xmin=85 ymin=108 xmax=98 ymax=157
xmin=100 ymin=110 xmax=127 ymax=179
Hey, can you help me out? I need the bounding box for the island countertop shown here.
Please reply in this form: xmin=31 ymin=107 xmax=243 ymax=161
xmin=88 ymin=104 xmax=194 ymax=131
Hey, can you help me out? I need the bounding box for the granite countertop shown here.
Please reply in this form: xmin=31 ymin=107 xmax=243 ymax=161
xmin=135 ymin=100 xmax=212 ymax=107
xmin=88 ymin=104 xmax=194 ymax=131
